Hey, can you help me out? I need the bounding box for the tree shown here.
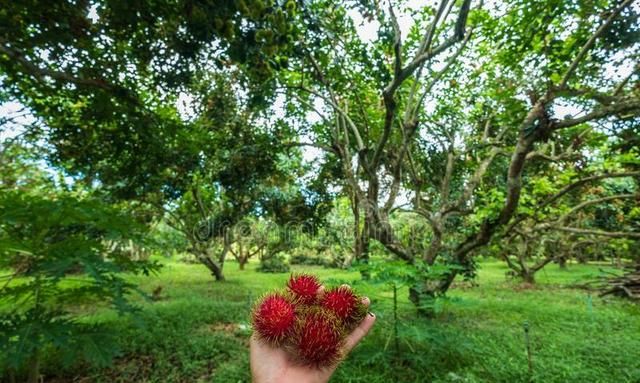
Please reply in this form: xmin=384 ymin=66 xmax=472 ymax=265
xmin=228 ymin=218 xmax=271 ymax=270
xmin=277 ymin=0 xmax=640 ymax=312
xmin=0 ymin=1 xmax=320 ymax=282
xmin=468 ymin=112 xmax=639 ymax=282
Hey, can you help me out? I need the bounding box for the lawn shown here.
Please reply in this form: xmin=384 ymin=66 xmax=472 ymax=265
xmin=40 ymin=258 xmax=640 ymax=383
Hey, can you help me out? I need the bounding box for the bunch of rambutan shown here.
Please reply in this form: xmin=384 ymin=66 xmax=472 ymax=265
xmin=251 ymin=273 xmax=368 ymax=367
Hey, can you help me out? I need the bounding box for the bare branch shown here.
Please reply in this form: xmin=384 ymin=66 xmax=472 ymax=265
xmin=419 ymin=0 xmax=450 ymax=56
xmin=388 ymin=1 xmax=403 ymax=79
xmin=613 ymin=66 xmax=638 ymax=96
xmin=192 ymin=187 xmax=211 ymax=222
xmin=414 ymin=30 xmax=472 ymax=114
xmin=292 ymin=84 xmax=365 ymax=151
xmin=454 ymin=0 xmax=472 ymax=39
xmin=440 ymin=145 xmax=456 ymax=205
xmin=445 ymin=146 xmax=503 ymax=216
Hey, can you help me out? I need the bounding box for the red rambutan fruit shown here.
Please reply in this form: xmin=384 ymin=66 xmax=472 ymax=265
xmin=252 ymin=292 xmax=297 ymax=345
xmin=293 ymin=309 xmax=343 ymax=367
xmin=287 ymin=273 xmax=322 ymax=305
xmin=320 ymin=286 xmax=367 ymax=328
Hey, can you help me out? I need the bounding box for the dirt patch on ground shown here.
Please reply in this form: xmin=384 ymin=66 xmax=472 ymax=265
xmin=203 ymin=322 xmax=251 ymax=346
xmin=510 ymin=282 xmax=538 ymax=291
xmin=208 ymin=322 xmax=242 ymax=332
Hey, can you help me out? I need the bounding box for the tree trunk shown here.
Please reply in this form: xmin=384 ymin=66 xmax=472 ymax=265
xmin=26 ymin=352 xmax=39 ymax=383
xmin=521 ymin=270 xmax=536 ymax=284
xmin=207 ymin=258 xmax=225 ymax=281
xmin=238 ymin=241 xmax=246 ymax=270
xmin=409 ymin=282 xmax=440 ymax=318
xmin=194 ymin=250 xmax=225 ymax=281
xmin=356 ymin=219 xmax=371 ymax=280
xmin=557 ymin=256 xmax=567 ymax=269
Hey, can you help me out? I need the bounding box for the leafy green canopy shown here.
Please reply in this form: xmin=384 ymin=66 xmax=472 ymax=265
xmin=0 ymin=0 xmax=299 ymax=200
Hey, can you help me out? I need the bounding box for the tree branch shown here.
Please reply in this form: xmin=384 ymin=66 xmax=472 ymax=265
xmin=541 ymin=171 xmax=640 ymax=209
xmin=554 ymin=227 xmax=640 ymax=239
xmin=558 ymin=0 xmax=634 ymax=89
xmin=0 ymin=39 xmax=139 ymax=104
xmin=552 ymin=98 xmax=640 ymax=130
xmin=556 ymin=193 xmax=638 ymax=225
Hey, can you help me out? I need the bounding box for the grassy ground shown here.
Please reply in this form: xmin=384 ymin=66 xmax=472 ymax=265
xmin=39 ymin=258 xmax=640 ymax=383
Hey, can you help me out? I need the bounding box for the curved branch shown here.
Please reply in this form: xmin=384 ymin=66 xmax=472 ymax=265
xmin=556 ymin=193 xmax=638 ymax=224
xmin=552 ymin=98 xmax=640 ymax=130
xmin=541 ymin=171 xmax=640 ymax=209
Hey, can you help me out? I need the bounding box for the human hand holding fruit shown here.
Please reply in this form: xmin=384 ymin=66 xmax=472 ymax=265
xmin=250 ymin=274 xmax=376 ymax=383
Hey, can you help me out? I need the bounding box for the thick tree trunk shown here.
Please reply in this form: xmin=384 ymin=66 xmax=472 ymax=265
xmin=521 ymin=270 xmax=536 ymax=284
xmin=349 ymin=187 xmax=371 ymax=279
xmin=201 ymin=256 xmax=225 ymax=281
xmin=193 ymin=245 xmax=228 ymax=281
xmin=237 ymin=241 xmax=247 ymax=270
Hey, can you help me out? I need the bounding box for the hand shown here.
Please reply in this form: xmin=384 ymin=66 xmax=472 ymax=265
xmin=250 ymin=287 xmax=376 ymax=383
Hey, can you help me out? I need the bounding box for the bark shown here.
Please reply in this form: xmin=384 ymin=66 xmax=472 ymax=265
xmin=197 ymin=252 xmax=225 ymax=281
xmin=521 ymin=271 xmax=536 ymax=284
xmin=193 ymin=236 xmax=230 ymax=281
xmin=557 ymin=256 xmax=567 ymax=270
xmin=26 ymin=352 xmax=39 ymax=383
xmin=408 ymin=284 xmax=438 ymax=318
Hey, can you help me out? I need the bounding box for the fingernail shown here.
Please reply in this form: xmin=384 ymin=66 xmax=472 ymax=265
xmin=368 ymin=311 xmax=375 ymax=317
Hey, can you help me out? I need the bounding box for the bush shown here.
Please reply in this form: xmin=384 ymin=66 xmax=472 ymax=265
xmin=0 ymin=191 xmax=160 ymax=382
xmin=257 ymin=254 xmax=290 ymax=273
xmin=288 ymin=247 xmax=352 ymax=269
xmin=323 ymin=248 xmax=351 ymax=269
xmin=289 ymin=248 xmax=326 ymax=266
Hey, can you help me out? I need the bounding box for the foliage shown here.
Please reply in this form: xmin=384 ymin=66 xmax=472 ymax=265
xmin=0 ymin=191 xmax=160 ymax=381
xmin=1 ymin=0 xmax=640 ymax=379
xmin=147 ymin=222 xmax=189 ymax=258
xmin=289 ymin=248 xmax=327 ymax=267
xmin=257 ymin=254 xmax=290 ymax=273
xmin=6 ymin=259 xmax=638 ymax=383
xmin=268 ymin=0 xmax=640 ymax=312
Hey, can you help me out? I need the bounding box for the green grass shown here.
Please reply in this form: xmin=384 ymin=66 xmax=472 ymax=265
xmin=37 ymin=258 xmax=640 ymax=382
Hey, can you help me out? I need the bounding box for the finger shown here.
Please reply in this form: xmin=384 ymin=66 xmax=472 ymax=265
xmin=361 ymin=296 xmax=370 ymax=307
xmin=343 ymin=309 xmax=376 ymax=354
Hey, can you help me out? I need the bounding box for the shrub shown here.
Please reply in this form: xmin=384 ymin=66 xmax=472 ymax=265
xmin=257 ymin=254 xmax=290 ymax=273
xmin=289 ymin=249 xmax=326 ymax=266
xmin=0 ymin=191 xmax=160 ymax=382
